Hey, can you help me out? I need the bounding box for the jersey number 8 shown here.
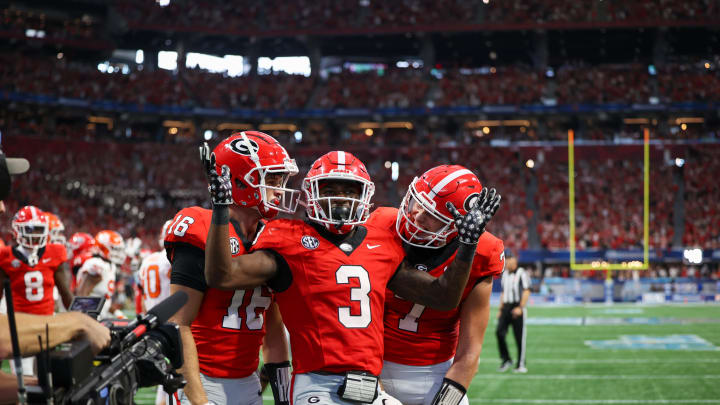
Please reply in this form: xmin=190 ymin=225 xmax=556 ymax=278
xmin=24 ymin=271 xmax=44 ymax=301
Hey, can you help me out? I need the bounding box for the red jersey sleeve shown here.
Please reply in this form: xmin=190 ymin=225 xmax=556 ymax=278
xmin=47 ymin=243 xmax=68 ymax=267
xmin=474 ymin=232 xmax=505 ymax=279
xmin=164 ymin=206 xmax=210 ymax=251
xmin=369 ymin=206 xmax=399 ymax=230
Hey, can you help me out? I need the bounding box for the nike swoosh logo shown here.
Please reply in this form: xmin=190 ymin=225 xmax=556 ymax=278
xmin=366 ymin=244 xmax=381 ymax=250
xmin=42 ymin=258 xmax=51 ymax=263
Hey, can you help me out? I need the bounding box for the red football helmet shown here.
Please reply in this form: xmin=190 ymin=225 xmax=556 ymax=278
xmin=44 ymin=212 xmax=66 ymax=245
xmin=396 ymin=165 xmax=483 ymax=248
xmin=302 ymin=151 xmax=375 ymax=234
xmin=212 ymin=131 xmax=299 ymax=218
xmin=68 ymin=232 xmax=98 ymax=260
xmin=95 ymin=230 xmax=126 ymax=266
xmin=12 ymin=206 xmax=49 ymax=250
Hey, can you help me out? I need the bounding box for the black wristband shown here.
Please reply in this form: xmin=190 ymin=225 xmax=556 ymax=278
xmin=455 ymin=242 xmax=476 ymax=262
xmin=211 ymin=206 xmax=230 ymax=224
xmin=262 ymin=361 xmax=291 ymax=405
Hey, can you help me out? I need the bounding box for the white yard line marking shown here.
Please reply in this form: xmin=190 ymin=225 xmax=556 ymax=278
xmin=493 ymin=358 xmax=720 ymax=364
xmin=468 ymin=400 xmax=720 ymax=404
xmin=473 ymin=374 xmax=720 ymax=380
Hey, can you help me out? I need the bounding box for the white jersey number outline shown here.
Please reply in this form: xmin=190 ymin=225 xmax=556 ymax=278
xmin=336 ymin=265 xmax=371 ymax=328
xmin=222 ymin=287 xmax=272 ymax=331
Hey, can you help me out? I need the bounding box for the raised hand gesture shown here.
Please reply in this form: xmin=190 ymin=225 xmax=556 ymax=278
xmin=199 ymin=142 xmax=233 ymax=206
xmin=446 ymin=187 xmax=501 ymax=245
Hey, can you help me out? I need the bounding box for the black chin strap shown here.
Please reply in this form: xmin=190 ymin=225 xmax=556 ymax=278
xmin=333 ymin=219 xmax=346 ymax=232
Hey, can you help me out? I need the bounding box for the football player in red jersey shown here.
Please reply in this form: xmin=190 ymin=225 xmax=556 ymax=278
xmin=377 ymin=165 xmax=505 ymax=405
xmin=67 ymin=232 xmax=99 ymax=291
xmin=203 ymin=151 xmax=501 ymax=405
xmin=166 ymin=132 xmax=298 ymax=405
xmin=0 ymin=206 xmax=73 ymax=374
xmin=76 ymin=230 xmax=125 ymax=319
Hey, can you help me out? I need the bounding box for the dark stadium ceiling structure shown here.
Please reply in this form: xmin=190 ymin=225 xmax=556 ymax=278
xmin=112 ymin=28 xmax=716 ymax=67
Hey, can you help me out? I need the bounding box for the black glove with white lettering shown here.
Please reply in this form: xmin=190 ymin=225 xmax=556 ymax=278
xmin=200 ymin=142 xmax=233 ymax=206
xmin=447 ymin=187 xmax=501 ymax=245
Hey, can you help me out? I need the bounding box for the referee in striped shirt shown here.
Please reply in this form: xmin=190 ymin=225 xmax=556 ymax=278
xmin=496 ymin=251 xmax=530 ymax=373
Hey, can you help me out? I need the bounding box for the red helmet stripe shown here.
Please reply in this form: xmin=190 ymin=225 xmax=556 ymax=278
xmin=429 ymin=169 xmax=474 ymax=198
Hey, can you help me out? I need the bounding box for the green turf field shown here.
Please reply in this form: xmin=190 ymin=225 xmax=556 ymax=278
xmin=9 ymin=304 xmax=719 ymax=404
xmin=132 ymin=303 xmax=720 ymax=404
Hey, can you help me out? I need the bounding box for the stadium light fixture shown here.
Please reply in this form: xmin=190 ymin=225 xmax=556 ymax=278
xmin=203 ymin=130 xmax=213 ymax=141
xmin=674 ymin=158 xmax=685 ymax=167
xmin=526 ymin=159 xmax=535 ymax=169
xmin=683 ymin=248 xmax=702 ymax=264
xmin=365 ymin=129 xmax=374 ymax=136
xmin=391 ymin=162 xmax=399 ymax=181
xmin=294 ymin=131 xmax=303 ymax=143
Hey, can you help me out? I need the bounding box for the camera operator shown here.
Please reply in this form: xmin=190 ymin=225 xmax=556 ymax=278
xmin=0 ymin=147 xmax=112 ymax=403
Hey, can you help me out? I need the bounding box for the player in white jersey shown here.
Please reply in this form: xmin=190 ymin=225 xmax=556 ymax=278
xmin=138 ymin=221 xmax=173 ymax=312
xmin=76 ymin=230 xmax=125 ymax=319
xmin=137 ymin=220 xmax=174 ymax=405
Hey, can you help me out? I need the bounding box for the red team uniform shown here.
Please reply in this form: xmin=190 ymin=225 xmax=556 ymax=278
xmin=0 ymin=243 xmax=67 ymax=315
xmin=377 ymin=207 xmax=505 ymax=365
xmin=68 ymin=232 xmax=99 ymax=291
xmin=164 ymin=206 xmax=274 ymax=378
xmin=251 ymin=214 xmax=405 ymax=376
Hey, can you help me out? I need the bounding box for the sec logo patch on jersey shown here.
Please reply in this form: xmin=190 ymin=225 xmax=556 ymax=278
xmin=229 ymin=237 xmax=240 ymax=255
xmin=301 ymin=235 xmax=319 ymax=250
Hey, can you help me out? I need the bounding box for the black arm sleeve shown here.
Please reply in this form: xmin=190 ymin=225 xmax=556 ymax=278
xmin=168 ymin=243 xmax=207 ymax=292
xmin=261 ymin=249 xmax=293 ymax=293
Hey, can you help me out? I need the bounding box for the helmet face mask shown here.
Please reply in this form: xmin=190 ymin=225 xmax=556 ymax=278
xmin=12 ymin=206 xmax=49 ymax=251
xmin=303 ymin=152 xmax=375 ymax=234
xmin=243 ymin=157 xmax=300 ymax=215
xmin=396 ymin=183 xmax=455 ymax=248
xmin=395 ymin=165 xmax=483 ymax=249
xmin=214 ymin=131 xmax=300 ymax=218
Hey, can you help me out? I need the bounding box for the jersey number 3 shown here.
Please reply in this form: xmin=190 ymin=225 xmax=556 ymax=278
xmin=336 ymin=265 xmax=371 ymax=328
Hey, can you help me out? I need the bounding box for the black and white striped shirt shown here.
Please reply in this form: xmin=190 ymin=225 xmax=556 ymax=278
xmin=501 ymin=267 xmax=531 ymax=304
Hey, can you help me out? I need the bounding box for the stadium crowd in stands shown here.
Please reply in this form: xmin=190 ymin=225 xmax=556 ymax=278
xmin=1 ymin=52 xmax=719 ymax=112
xmin=113 ymin=0 xmax=718 ymax=33
xmin=2 ymin=119 xmax=718 ymax=255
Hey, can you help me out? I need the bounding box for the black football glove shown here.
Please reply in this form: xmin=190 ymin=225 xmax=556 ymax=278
xmin=447 ymin=187 xmax=501 ymax=245
xmin=200 ymin=142 xmax=233 ymax=206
